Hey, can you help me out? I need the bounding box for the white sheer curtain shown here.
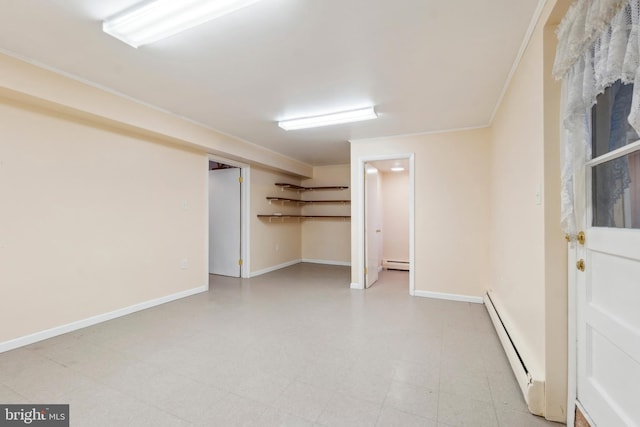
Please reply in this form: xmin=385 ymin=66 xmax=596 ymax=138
xmin=553 ymin=0 xmax=640 ymax=234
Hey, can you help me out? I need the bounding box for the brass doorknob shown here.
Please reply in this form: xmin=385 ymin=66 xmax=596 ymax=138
xmin=576 ymin=259 xmax=585 ymax=272
xmin=577 ymin=231 xmax=586 ymax=245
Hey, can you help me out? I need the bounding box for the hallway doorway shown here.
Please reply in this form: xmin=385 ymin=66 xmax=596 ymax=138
xmin=360 ymin=155 xmax=414 ymax=293
xmin=208 ymin=158 xmax=249 ymax=278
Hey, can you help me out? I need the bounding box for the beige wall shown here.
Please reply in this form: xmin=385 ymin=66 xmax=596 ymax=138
xmin=489 ymin=5 xmax=546 ymax=381
xmin=0 ymin=52 xmax=313 ymax=179
xmin=381 ymin=171 xmax=410 ymax=263
xmin=0 ymin=97 xmax=207 ymax=344
xmin=489 ymin=0 xmax=568 ymax=421
xmin=301 ymin=165 xmax=351 ymax=264
xmin=250 ymin=168 xmax=302 ymax=274
xmin=0 ymin=51 xmax=315 ymax=348
xmin=350 ymin=128 xmax=491 ymax=297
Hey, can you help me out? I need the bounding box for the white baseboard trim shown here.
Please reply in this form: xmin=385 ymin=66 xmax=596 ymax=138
xmin=0 ymin=285 xmax=208 ymax=354
xmin=301 ymin=259 xmax=351 ymax=267
xmin=249 ymin=259 xmax=301 ymax=277
xmin=350 ymin=282 xmax=364 ymax=290
xmin=413 ymin=290 xmax=484 ymax=304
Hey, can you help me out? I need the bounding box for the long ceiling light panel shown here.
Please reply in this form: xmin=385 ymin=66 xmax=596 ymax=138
xmin=278 ymin=107 xmax=378 ymax=131
xmin=103 ymin=0 xmax=263 ymax=48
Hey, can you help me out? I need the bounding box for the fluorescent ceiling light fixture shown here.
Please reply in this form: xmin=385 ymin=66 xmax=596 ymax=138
xmin=366 ymin=167 xmax=378 ymax=174
xmin=390 ymin=167 xmax=405 ymax=172
xmin=103 ymin=0 xmax=263 ymax=48
xmin=278 ymin=107 xmax=378 ymax=131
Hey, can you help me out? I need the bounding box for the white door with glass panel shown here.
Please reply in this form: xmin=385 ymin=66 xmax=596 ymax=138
xmin=578 ymin=82 xmax=640 ymax=426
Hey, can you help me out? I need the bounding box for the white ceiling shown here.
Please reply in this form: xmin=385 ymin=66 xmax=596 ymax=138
xmin=369 ymin=159 xmax=410 ymax=174
xmin=0 ymin=0 xmax=541 ymax=166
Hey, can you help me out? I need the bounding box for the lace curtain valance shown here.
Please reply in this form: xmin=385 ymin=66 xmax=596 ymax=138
xmin=553 ymin=0 xmax=640 ymax=234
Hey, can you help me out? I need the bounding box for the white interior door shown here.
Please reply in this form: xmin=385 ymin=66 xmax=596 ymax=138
xmin=365 ymin=166 xmax=381 ymax=288
xmin=209 ymin=168 xmax=241 ymax=277
xmin=577 ymin=94 xmax=640 ymax=425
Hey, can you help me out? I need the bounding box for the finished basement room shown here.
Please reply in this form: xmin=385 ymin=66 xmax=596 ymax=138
xmin=3 ymin=0 xmax=638 ymax=426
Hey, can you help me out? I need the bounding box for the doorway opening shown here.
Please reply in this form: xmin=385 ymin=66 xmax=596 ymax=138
xmin=360 ymin=155 xmax=414 ymax=294
xmin=208 ymin=156 xmax=250 ymax=278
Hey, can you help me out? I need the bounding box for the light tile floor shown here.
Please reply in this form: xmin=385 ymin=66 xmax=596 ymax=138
xmin=0 ymin=264 xmax=562 ymax=426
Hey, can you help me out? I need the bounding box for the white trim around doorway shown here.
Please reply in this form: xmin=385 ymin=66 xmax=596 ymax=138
xmin=207 ymin=154 xmax=251 ymax=278
xmin=355 ymin=153 xmax=415 ymax=295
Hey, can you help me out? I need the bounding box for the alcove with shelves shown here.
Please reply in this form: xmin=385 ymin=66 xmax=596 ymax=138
xmin=258 ymin=182 xmax=350 ymax=221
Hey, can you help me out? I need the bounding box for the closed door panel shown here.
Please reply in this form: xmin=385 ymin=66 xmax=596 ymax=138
xmin=579 ymin=228 xmax=640 ymax=427
xmin=209 ymin=168 xmax=241 ymax=277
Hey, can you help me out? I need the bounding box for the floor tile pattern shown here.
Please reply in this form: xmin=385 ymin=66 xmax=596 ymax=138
xmin=0 ymin=264 xmax=562 ymax=426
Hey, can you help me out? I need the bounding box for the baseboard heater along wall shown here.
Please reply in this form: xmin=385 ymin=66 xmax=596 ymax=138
xmin=382 ymin=259 xmax=410 ymax=271
xmin=484 ymin=292 xmax=545 ymax=416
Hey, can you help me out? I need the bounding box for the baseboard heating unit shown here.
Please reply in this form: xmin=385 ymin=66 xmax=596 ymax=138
xmin=382 ymin=260 xmax=410 ymax=271
xmin=483 ymin=292 xmax=545 ymax=416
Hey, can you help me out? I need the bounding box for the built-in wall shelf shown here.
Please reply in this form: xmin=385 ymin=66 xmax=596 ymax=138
xmin=258 ymin=215 xmax=350 ymax=222
xmin=260 ymin=182 xmax=350 ymax=222
xmin=266 ymin=197 xmax=350 ymax=205
xmin=275 ymin=183 xmax=349 ymax=192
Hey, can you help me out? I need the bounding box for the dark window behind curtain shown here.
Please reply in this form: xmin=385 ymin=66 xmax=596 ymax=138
xmin=591 ymin=81 xmax=640 ymax=228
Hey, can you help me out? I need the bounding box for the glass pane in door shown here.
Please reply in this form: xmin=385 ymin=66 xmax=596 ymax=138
xmin=592 ymin=151 xmax=640 ymax=228
xmin=592 ymin=81 xmax=639 ymax=158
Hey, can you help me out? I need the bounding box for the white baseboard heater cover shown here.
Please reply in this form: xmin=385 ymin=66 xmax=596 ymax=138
xmin=382 ymin=260 xmax=410 ymax=271
xmin=484 ymin=292 xmax=545 ymax=416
